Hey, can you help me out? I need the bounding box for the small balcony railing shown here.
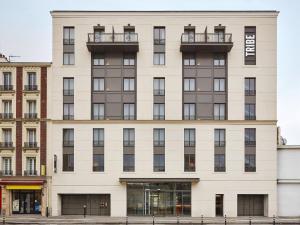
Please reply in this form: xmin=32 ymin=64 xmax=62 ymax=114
xmin=184 ymin=115 xmax=196 ymax=120
xmin=245 ymin=90 xmax=256 ymax=96
xmin=214 ymin=166 xmax=226 ymax=172
xmin=245 ymin=166 xmax=256 ymax=172
xmin=63 ymin=140 xmax=74 ymax=147
xmin=24 ymin=113 xmax=38 ymax=119
xmin=63 ymin=89 xmax=74 ymax=96
xmin=245 ymin=140 xmax=256 ymax=146
xmin=153 ymin=115 xmax=165 ymax=120
xmin=123 ymin=115 xmax=135 ymax=120
xmin=92 ymin=115 xmax=105 ymax=120
xmin=88 ymin=33 xmax=138 ymax=43
xmin=0 ymin=85 xmax=13 ymax=91
xmin=0 ymin=142 xmax=14 ymax=148
xmin=0 ymin=113 xmax=13 ymax=120
xmin=24 ymin=170 xmax=37 ymax=176
xmin=184 ymin=141 xmax=195 ymax=147
xmin=123 ymin=141 xmax=135 ymax=147
xmin=154 ymin=141 xmax=165 ymax=147
xmin=24 ymin=85 xmax=38 ymax=91
xmin=0 ymin=170 xmax=13 ymax=176
xmin=63 ymin=115 xmax=74 ymax=120
xmin=153 ymin=89 xmax=165 ymax=96
xmin=214 ymin=141 xmax=226 ymax=147
xmin=245 ymin=115 xmax=256 ymax=120
xmin=93 ymin=140 xmax=104 ymax=147
xmin=24 ymin=142 xmax=38 ymax=148
xmin=181 ymin=33 xmax=232 ymax=43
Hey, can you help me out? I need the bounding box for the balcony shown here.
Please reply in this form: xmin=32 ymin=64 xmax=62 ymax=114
xmin=0 ymin=142 xmax=14 ymax=150
xmin=0 ymin=85 xmax=14 ymax=92
xmin=24 ymin=85 xmax=38 ymax=92
xmin=180 ymin=33 xmax=233 ymax=53
xmin=24 ymin=113 xmax=38 ymax=120
xmin=23 ymin=142 xmax=39 ymax=151
xmin=24 ymin=170 xmax=37 ymax=176
xmin=0 ymin=170 xmax=13 ymax=176
xmin=87 ymin=33 xmax=139 ymax=53
xmin=0 ymin=113 xmax=13 ymax=120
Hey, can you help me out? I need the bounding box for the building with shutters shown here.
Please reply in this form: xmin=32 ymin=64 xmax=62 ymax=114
xmin=47 ymin=10 xmax=278 ymax=217
xmin=0 ymin=54 xmax=50 ymax=216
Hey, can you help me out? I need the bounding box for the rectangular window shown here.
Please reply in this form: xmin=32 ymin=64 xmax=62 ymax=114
xmin=154 ymin=154 xmax=165 ymax=172
xmin=245 ymin=128 xmax=256 ymax=146
xmin=123 ymin=128 xmax=135 ymax=147
xmin=214 ymin=103 xmax=226 ymax=120
xmin=63 ymin=103 xmax=74 ymax=120
xmin=153 ymin=128 xmax=165 ymax=147
xmin=184 ymin=29 xmax=195 ymax=42
xmin=123 ymin=78 xmax=135 ymax=91
xmin=214 ymin=129 xmax=225 ymax=147
xmin=63 ymin=78 xmax=74 ymax=96
xmin=92 ymin=103 xmax=105 ymax=120
xmin=184 ymin=103 xmax=196 ymax=120
xmin=153 ymin=78 xmax=165 ymax=96
xmin=93 ymin=154 xmax=104 ymax=172
xmin=123 ymin=154 xmax=135 ymax=172
xmin=2 ymin=72 xmax=12 ymax=90
xmin=2 ymin=157 xmax=12 ymax=176
xmin=184 ymin=129 xmax=195 ymax=147
xmin=123 ymin=55 xmax=135 ymax=66
xmin=153 ymin=103 xmax=165 ymax=120
xmin=63 ymin=53 xmax=75 ymax=65
xmin=27 ymin=100 xmax=36 ymax=115
xmin=154 ymin=27 xmax=165 ymax=45
xmin=214 ymin=78 xmax=225 ymax=92
xmin=63 ymin=154 xmax=74 ymax=172
xmin=93 ymin=128 xmax=104 ymax=147
xmin=245 ymin=104 xmax=256 ymax=120
xmin=184 ymin=78 xmax=196 ymax=91
xmin=63 ymin=27 xmax=74 ymax=45
xmin=245 ymin=154 xmax=256 ymax=172
xmin=26 ymin=157 xmax=36 ymax=175
xmin=153 ymin=53 xmax=165 ymax=65
xmin=93 ymin=55 xmax=105 ymax=66
xmin=93 ymin=78 xmax=105 ymax=92
xmin=2 ymin=100 xmax=12 ymax=119
xmin=123 ymin=103 xmax=135 ymax=120
xmin=25 ymin=72 xmax=37 ymax=91
xmin=214 ymin=154 xmax=225 ymax=172
xmin=63 ymin=129 xmax=74 ymax=147
xmin=213 ymin=56 xmax=225 ymax=66
xmin=184 ymin=154 xmax=195 ymax=172
xmin=245 ymin=78 xmax=256 ymax=96
xmin=26 ymin=129 xmax=36 ymax=145
xmin=183 ymin=55 xmax=196 ymax=66
xmin=2 ymin=129 xmax=12 ymax=145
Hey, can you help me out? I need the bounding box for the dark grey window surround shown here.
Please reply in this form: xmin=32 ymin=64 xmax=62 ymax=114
xmin=63 ymin=128 xmax=74 ymax=172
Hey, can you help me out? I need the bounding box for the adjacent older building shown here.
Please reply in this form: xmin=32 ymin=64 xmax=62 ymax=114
xmin=0 ymin=55 xmax=50 ymax=216
xmin=48 ymin=11 xmax=278 ymax=217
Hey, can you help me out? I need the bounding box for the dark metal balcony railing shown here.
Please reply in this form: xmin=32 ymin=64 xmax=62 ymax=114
xmin=245 ymin=140 xmax=256 ymax=146
xmin=88 ymin=33 xmax=138 ymax=43
xmin=92 ymin=115 xmax=105 ymax=120
xmin=214 ymin=115 xmax=226 ymax=120
xmin=181 ymin=33 xmax=232 ymax=43
xmin=63 ymin=115 xmax=74 ymax=120
xmin=245 ymin=166 xmax=256 ymax=172
xmin=63 ymin=38 xmax=75 ymax=45
xmin=0 ymin=113 xmax=13 ymax=119
xmin=24 ymin=170 xmax=37 ymax=176
xmin=153 ymin=89 xmax=165 ymax=96
xmin=245 ymin=115 xmax=256 ymax=120
xmin=123 ymin=115 xmax=135 ymax=120
xmin=123 ymin=165 xmax=135 ymax=172
xmin=153 ymin=115 xmax=165 ymax=120
xmin=0 ymin=170 xmax=13 ymax=176
xmin=63 ymin=140 xmax=74 ymax=147
xmin=24 ymin=85 xmax=38 ymax=91
xmin=0 ymin=142 xmax=14 ymax=148
xmin=0 ymin=85 xmax=13 ymax=91
xmin=214 ymin=166 xmax=226 ymax=172
xmin=24 ymin=113 xmax=38 ymax=119
xmin=245 ymin=90 xmax=256 ymax=96
xmin=184 ymin=115 xmax=196 ymax=120
xmin=154 ymin=166 xmax=165 ymax=172
xmin=123 ymin=141 xmax=135 ymax=147
xmin=63 ymin=89 xmax=74 ymax=96
xmin=24 ymin=142 xmax=38 ymax=148
xmin=93 ymin=140 xmax=104 ymax=147
xmin=184 ymin=141 xmax=195 ymax=147
xmin=154 ymin=141 xmax=165 ymax=147
xmin=215 ymin=141 xmax=226 ymax=147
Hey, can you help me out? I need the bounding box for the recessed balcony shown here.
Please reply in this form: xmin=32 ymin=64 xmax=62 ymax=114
xmin=180 ymin=33 xmax=233 ymax=53
xmin=87 ymin=33 xmax=139 ymax=53
xmin=0 ymin=142 xmax=14 ymax=150
xmin=24 ymin=113 xmax=38 ymax=120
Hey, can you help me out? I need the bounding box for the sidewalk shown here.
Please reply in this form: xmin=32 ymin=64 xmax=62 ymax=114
xmin=1 ymin=215 xmax=300 ymax=224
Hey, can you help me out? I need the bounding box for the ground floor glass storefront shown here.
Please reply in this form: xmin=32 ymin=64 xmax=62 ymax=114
xmin=12 ymin=190 xmax=41 ymax=214
xmin=127 ymin=182 xmax=191 ymax=216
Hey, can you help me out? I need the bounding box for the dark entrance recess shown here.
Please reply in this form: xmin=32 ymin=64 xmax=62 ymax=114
xmin=215 ymin=194 xmax=224 ymax=216
xmin=61 ymin=194 xmax=110 ymax=216
xmin=237 ymin=194 xmax=265 ymax=216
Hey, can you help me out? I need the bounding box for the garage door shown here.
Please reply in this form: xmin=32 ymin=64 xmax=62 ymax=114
xmin=61 ymin=194 xmax=110 ymax=216
xmin=237 ymin=195 xmax=265 ymax=216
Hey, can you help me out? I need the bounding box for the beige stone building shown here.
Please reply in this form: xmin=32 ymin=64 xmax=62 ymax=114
xmin=0 ymin=54 xmax=50 ymax=216
xmin=46 ymin=10 xmax=279 ymax=217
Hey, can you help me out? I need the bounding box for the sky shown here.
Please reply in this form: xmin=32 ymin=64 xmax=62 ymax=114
xmin=0 ymin=0 xmax=299 ymax=144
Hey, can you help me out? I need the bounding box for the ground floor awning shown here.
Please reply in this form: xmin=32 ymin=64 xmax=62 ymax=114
xmin=119 ymin=177 xmax=200 ymax=183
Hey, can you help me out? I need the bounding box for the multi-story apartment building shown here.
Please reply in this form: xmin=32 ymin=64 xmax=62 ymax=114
xmin=0 ymin=55 xmax=50 ymax=216
xmin=47 ymin=10 xmax=278 ymax=217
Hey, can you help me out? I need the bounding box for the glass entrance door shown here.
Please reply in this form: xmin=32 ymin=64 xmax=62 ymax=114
xmin=12 ymin=191 xmax=41 ymax=214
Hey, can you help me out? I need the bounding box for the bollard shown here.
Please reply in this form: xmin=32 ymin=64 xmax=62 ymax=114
xmin=2 ymin=213 xmax=5 ymax=225
xmin=126 ymin=216 xmax=128 ymax=225
xmin=46 ymin=206 xmax=49 ymax=217
xmin=177 ymin=215 xmax=179 ymax=224
xmin=83 ymin=205 xmax=87 ymax=218
xmin=273 ymin=215 xmax=275 ymax=225
xmin=249 ymin=217 xmax=251 ymax=225
xmin=152 ymin=215 xmax=155 ymax=225
xmin=201 ymin=215 xmax=203 ymax=225
xmin=224 ymin=214 xmax=227 ymax=225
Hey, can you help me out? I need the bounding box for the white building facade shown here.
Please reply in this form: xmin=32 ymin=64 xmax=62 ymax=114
xmin=48 ymin=11 xmax=278 ymax=217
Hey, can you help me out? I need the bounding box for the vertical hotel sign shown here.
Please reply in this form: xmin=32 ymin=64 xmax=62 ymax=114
xmin=244 ymin=26 xmax=256 ymax=65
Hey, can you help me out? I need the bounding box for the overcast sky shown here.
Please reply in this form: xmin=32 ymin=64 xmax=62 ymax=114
xmin=0 ymin=0 xmax=299 ymax=144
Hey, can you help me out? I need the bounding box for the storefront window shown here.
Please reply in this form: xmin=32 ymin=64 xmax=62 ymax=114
xmin=127 ymin=182 xmax=191 ymax=216
xmin=12 ymin=191 xmax=41 ymax=214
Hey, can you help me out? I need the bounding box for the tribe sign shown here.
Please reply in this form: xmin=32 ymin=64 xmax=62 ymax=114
xmin=244 ymin=26 xmax=256 ymax=65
